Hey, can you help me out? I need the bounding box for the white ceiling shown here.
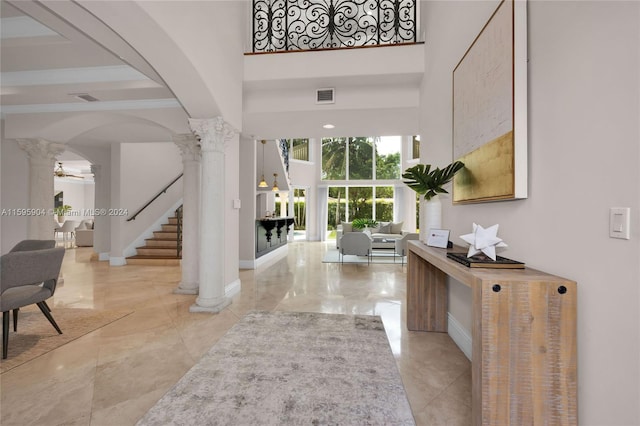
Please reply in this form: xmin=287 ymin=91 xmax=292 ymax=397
xmin=1 ymin=1 xmax=422 ymax=155
xmin=0 ymin=0 xmax=183 ymax=158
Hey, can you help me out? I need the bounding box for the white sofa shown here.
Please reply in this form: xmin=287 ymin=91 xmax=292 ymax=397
xmin=74 ymin=219 xmax=94 ymax=247
xmin=336 ymin=221 xmax=408 ymax=249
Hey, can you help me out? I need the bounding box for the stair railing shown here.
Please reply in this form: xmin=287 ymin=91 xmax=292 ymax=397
xmin=175 ymin=205 xmax=183 ymax=258
xmin=126 ymin=173 xmax=183 ymax=222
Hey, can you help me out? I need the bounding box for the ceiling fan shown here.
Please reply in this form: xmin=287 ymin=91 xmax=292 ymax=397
xmin=54 ymin=162 xmax=84 ymax=179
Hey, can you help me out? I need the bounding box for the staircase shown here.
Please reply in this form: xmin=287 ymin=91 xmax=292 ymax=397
xmin=126 ymin=215 xmax=182 ymax=266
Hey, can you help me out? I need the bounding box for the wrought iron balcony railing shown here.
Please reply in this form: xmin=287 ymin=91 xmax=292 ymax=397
xmin=252 ymin=0 xmax=417 ymax=53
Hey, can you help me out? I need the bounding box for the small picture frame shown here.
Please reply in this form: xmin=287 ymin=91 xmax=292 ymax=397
xmin=427 ymin=229 xmax=451 ymax=249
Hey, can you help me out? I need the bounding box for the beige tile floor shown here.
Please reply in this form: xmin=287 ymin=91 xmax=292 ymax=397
xmin=0 ymin=241 xmax=471 ymax=426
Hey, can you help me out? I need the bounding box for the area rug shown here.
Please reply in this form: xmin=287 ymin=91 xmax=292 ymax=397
xmin=0 ymin=305 xmax=132 ymax=374
xmin=322 ymin=248 xmax=404 ymax=264
xmin=137 ymin=311 xmax=415 ymax=425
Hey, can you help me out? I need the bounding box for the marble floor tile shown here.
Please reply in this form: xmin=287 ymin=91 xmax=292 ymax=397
xmin=0 ymin=241 xmax=471 ymax=426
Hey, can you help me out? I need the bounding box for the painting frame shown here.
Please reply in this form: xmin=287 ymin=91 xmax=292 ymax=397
xmin=452 ymin=0 xmax=528 ymax=203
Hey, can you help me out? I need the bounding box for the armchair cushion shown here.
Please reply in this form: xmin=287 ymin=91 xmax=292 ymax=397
xmin=340 ymin=222 xmax=353 ymax=233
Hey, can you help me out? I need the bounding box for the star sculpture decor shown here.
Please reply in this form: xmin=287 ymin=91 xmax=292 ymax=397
xmin=459 ymin=223 xmax=508 ymax=261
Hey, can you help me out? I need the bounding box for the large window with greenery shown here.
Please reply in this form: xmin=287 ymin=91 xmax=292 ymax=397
xmin=323 ymin=136 xmax=401 ymax=236
xmin=327 ymin=185 xmax=395 ymax=233
xmin=322 ymin=136 xmax=401 ymax=181
xmin=322 ymin=138 xmax=347 ymax=180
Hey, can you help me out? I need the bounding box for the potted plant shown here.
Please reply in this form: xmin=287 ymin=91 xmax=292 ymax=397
xmin=53 ymin=205 xmax=72 ymax=222
xmin=402 ymin=161 xmax=464 ymax=238
xmin=352 ymin=218 xmax=378 ymax=230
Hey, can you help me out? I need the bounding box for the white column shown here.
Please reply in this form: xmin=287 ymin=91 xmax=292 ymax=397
xmin=173 ymin=134 xmax=200 ymax=295
xmin=188 ymin=117 xmax=237 ymax=313
xmin=17 ymin=138 xmax=65 ymax=240
xmin=91 ymin=164 xmax=110 ymax=260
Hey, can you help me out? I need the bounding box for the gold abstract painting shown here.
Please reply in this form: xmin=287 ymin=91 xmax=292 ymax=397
xmin=452 ymin=0 xmax=528 ymax=203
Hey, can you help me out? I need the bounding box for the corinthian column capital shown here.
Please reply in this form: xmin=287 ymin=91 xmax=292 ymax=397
xmin=188 ymin=117 xmax=238 ymax=153
xmin=17 ymin=138 xmax=65 ymax=162
xmin=173 ymin=133 xmax=201 ymax=162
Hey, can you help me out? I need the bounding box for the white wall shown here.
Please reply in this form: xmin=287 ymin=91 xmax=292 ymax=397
xmin=0 ymin=138 xmax=29 ymax=253
xmin=54 ymin=178 xmax=95 ymax=222
xmin=288 ymin=143 xmax=319 ymax=240
xmin=420 ymin=1 xmax=640 ymax=424
xmin=71 ymin=144 xmax=111 ymax=258
xmin=239 ymin=135 xmax=257 ymax=264
xmin=109 ymin=142 xmax=182 ymax=261
xmin=224 ymin=133 xmax=240 ymax=285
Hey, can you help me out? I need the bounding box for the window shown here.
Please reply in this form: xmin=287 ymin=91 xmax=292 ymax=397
xmin=348 ymin=138 xmax=373 ymax=180
xmin=376 ymin=136 xmax=401 ymax=179
xmin=322 ymin=135 xmax=403 ymax=236
xmin=321 ymin=136 xmax=401 ymax=181
xmin=287 ymin=139 xmax=310 ymax=162
xmin=328 ymin=186 xmax=347 ymax=230
xmin=326 ymin=185 xmax=395 ymax=235
xmin=375 ymin=186 xmax=394 ymax=222
xmin=322 ymin=138 xmax=347 ymax=180
xmin=412 ymin=135 xmax=420 ymax=160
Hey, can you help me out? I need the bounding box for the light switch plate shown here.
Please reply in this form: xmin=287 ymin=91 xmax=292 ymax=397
xmin=232 ymin=199 xmax=241 ymax=209
xmin=609 ymin=207 xmax=630 ymax=239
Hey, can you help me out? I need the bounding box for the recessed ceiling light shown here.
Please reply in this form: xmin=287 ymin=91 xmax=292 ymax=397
xmin=323 ymin=124 xmax=335 ymax=129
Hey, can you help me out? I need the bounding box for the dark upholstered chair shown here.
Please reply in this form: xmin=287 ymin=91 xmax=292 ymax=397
xmin=9 ymin=240 xmax=57 ymax=318
xmin=1 ymin=241 xmax=65 ymax=359
xmin=10 ymin=239 xmax=56 ymax=253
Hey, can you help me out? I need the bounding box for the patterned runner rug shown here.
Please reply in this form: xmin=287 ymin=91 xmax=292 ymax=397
xmin=137 ymin=311 xmax=415 ymax=425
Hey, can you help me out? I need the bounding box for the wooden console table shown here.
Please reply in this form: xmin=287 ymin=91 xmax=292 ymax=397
xmin=407 ymin=241 xmax=577 ymax=425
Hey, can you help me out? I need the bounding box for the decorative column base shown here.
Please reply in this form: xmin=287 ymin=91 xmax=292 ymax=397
xmin=189 ymin=296 xmax=231 ymax=313
xmin=174 ymin=283 xmax=199 ymax=295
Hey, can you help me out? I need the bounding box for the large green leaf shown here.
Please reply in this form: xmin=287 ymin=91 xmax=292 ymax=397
xmin=402 ymin=161 xmax=465 ymax=200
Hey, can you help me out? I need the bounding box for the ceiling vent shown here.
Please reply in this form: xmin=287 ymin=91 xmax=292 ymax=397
xmin=70 ymin=93 xmax=99 ymax=102
xmin=316 ymin=88 xmax=335 ymax=104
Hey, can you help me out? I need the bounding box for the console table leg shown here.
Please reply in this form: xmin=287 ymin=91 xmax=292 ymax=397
xmin=407 ymin=251 xmax=448 ymax=332
xmin=473 ymin=280 xmax=578 ymax=425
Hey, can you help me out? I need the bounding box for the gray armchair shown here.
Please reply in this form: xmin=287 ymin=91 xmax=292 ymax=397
xmin=394 ymin=233 xmax=419 ymax=265
xmin=339 ymin=232 xmax=372 ymax=264
xmin=1 ymin=242 xmax=65 ymax=359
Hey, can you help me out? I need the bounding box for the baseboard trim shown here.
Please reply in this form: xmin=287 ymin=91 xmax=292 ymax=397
xmin=109 ymin=256 xmax=126 ymax=266
xmin=225 ymin=279 xmax=241 ymax=298
xmin=239 ymin=245 xmax=289 ymax=270
xmin=448 ymin=312 xmax=472 ymax=361
xmin=238 ymin=260 xmax=255 ymax=269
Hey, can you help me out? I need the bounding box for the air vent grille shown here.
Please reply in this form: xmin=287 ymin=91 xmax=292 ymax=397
xmin=70 ymin=93 xmax=99 ymax=102
xmin=316 ymin=88 xmax=334 ymax=104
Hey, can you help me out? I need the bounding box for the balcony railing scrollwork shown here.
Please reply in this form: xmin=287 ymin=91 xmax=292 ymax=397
xmin=253 ymin=0 xmax=416 ymax=53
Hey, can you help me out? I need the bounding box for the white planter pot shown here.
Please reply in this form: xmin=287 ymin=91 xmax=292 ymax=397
xmin=420 ymin=195 xmax=442 ymax=243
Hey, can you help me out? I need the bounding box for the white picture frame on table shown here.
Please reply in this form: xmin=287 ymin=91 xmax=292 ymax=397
xmin=427 ymin=229 xmax=450 ymax=249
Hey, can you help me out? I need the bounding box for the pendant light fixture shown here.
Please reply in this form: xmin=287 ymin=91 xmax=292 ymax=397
xmin=272 ymin=173 xmax=279 ymax=192
xmin=258 ymin=140 xmax=268 ymax=188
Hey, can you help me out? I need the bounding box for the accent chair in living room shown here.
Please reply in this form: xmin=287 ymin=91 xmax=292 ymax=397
xmin=339 ymin=232 xmax=373 ymax=264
